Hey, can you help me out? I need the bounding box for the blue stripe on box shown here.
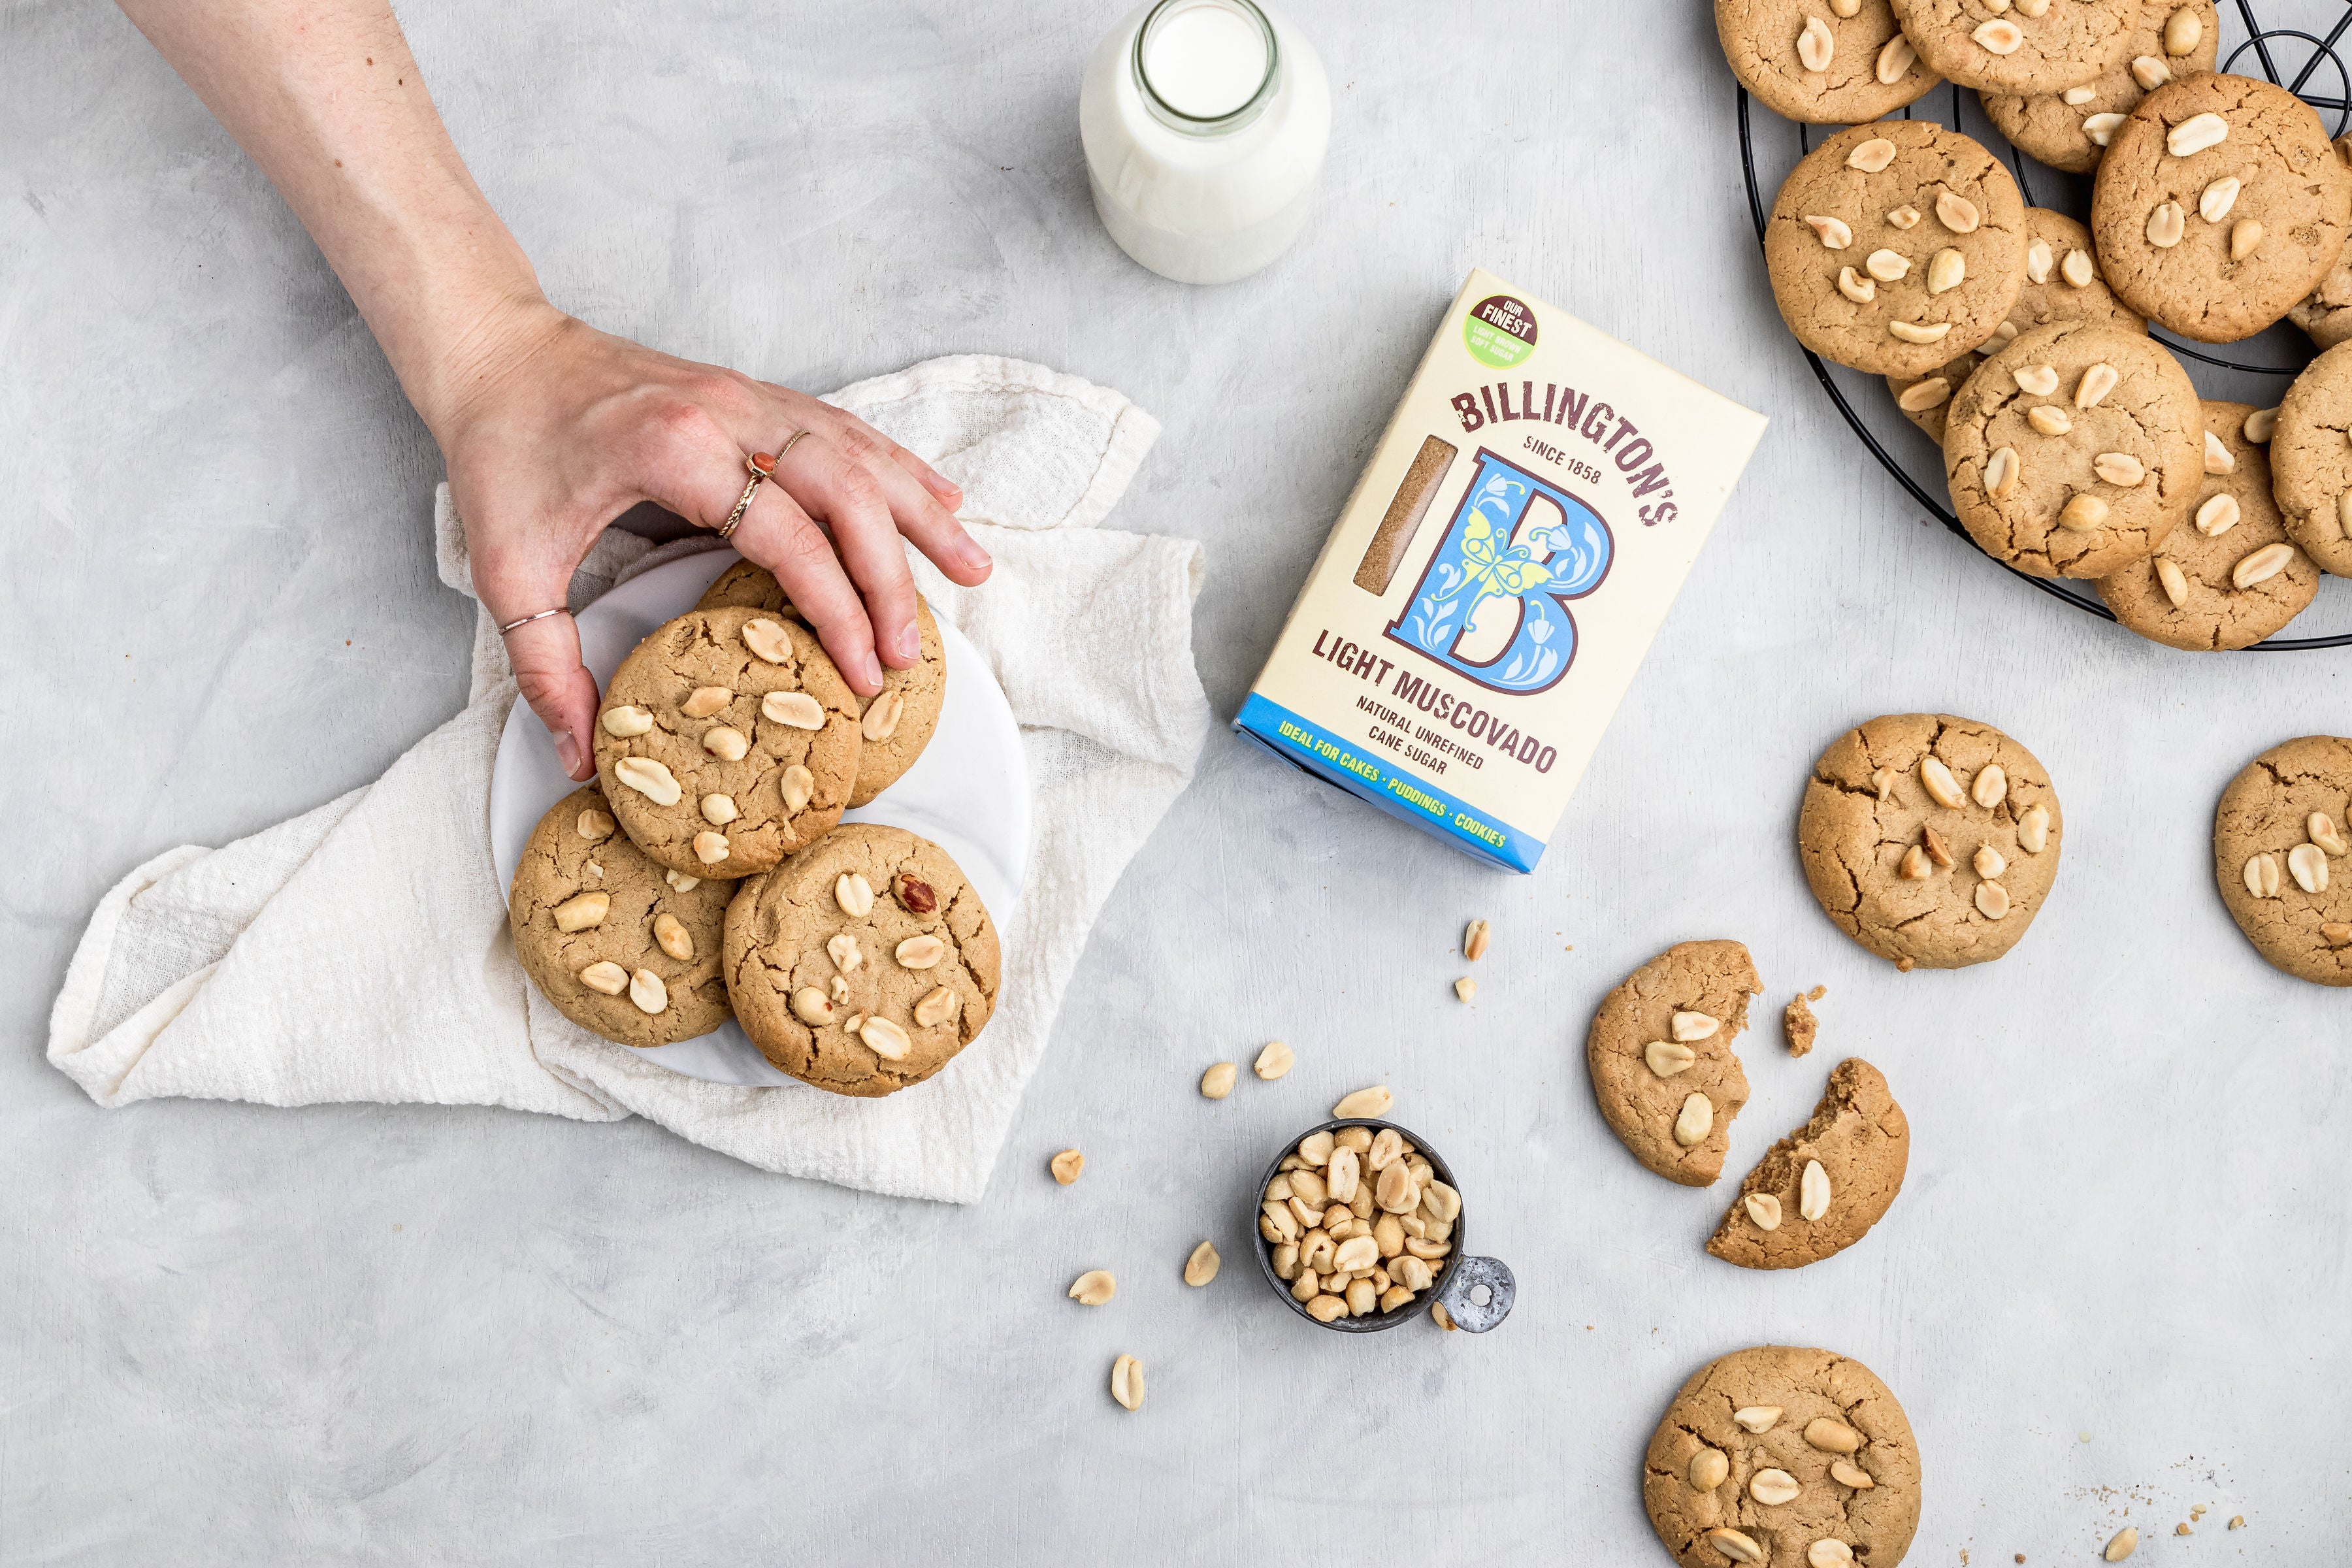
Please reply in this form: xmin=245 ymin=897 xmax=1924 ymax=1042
xmin=1232 ymin=693 xmax=1544 ymax=873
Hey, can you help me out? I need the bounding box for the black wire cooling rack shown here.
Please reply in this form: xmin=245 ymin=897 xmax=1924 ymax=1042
xmin=1739 ymin=0 xmax=2352 ymax=650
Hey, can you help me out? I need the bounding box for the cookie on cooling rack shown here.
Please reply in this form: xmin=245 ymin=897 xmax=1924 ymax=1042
xmin=1716 ymin=0 xmax=1941 ymax=125
xmin=1766 ymin=120 xmax=2028 ymax=377
xmin=1978 ymin=0 xmax=2219 ymax=175
xmin=2267 ymin=339 xmax=2352 ymax=577
xmin=1884 ymin=208 xmax=2142 ymax=438
xmin=1944 ymin=318 xmax=2201 ymax=578
xmin=1890 ymin=0 xmax=2138 ymax=93
xmin=2092 ymin=73 xmax=2352 ymax=343
xmin=2097 ymin=399 xmax=2321 ymax=648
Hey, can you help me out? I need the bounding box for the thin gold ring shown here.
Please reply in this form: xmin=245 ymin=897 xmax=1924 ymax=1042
xmin=497 ymin=607 xmax=569 ymax=634
xmin=721 ymin=431 xmax=812 ymax=539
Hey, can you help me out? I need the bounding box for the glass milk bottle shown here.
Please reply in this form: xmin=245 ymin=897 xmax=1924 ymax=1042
xmin=1079 ymin=0 xmax=1331 ymax=286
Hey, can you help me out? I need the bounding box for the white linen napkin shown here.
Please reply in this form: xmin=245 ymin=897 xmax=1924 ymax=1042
xmin=46 ymin=355 xmax=1207 ymax=1203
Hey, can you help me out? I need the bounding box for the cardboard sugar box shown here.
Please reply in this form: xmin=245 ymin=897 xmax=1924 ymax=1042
xmin=1235 ymin=269 xmax=1767 ymax=871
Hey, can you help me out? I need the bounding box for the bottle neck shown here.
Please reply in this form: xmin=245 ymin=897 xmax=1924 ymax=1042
xmin=1132 ymin=0 xmax=1281 ymax=137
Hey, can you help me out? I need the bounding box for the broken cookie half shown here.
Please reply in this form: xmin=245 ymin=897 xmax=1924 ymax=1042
xmin=1584 ymin=939 xmax=1761 ymax=1187
xmin=1708 ymin=1058 xmax=1909 ymax=1270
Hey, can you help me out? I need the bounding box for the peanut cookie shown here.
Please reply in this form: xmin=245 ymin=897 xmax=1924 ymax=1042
xmin=695 ymin=561 xmax=947 ymax=806
xmin=1585 ymin=941 xmax=1760 ymax=1186
xmin=1643 ymin=1345 xmax=1922 ymax=1568
xmin=723 ymin=824 xmax=1002 ymax=1094
xmin=2212 ymin=736 xmax=2352 ymax=985
xmin=2097 ymin=399 xmax=2319 ymax=647
xmin=2091 ymin=73 xmax=2352 ymax=342
xmin=508 ymin=785 xmax=736 ymax=1047
xmin=1766 ymin=120 xmax=2029 ymax=376
xmin=1945 ymin=319 xmax=2200 ymax=578
xmin=592 ymin=606 xmax=861 ymax=880
xmin=1979 ymin=0 xmax=2218 ymax=174
xmin=1890 ymin=0 xmax=2135 ymax=93
xmin=1715 ymin=0 xmax=1940 ymax=125
xmin=1708 ymin=1058 xmax=1910 ymax=1271
xmin=1798 ymin=713 xmax=2064 ymax=970
xmin=2288 ymin=140 xmax=2352 ymax=347
xmin=2266 ymin=340 xmax=2352 ymax=576
xmin=1886 ymin=208 xmax=2144 ymax=436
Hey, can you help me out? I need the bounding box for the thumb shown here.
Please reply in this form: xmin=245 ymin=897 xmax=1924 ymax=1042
xmin=500 ymin=610 xmax=603 ymax=782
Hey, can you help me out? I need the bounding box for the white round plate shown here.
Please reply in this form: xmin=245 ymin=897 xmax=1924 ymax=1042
xmin=489 ymin=551 xmax=1028 ymax=1086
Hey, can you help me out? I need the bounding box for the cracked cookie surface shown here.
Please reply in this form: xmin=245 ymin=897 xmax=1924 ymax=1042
xmin=1946 ymin=318 xmax=2199 ymax=578
xmin=1891 ymin=0 xmax=2134 ymax=92
xmin=2267 ymin=339 xmax=2352 ymax=576
xmin=723 ymin=824 xmax=1001 ymax=1095
xmin=1714 ymin=0 xmax=1940 ymax=125
xmin=592 ymin=606 xmax=860 ymax=879
xmin=695 ymin=561 xmax=947 ymax=804
xmin=2288 ymin=138 xmax=2352 ymax=348
xmin=1586 ymin=940 xmax=1759 ymax=1187
xmin=1643 ymin=1345 xmax=1922 ymax=1568
xmin=509 ymin=785 xmax=736 ymax=1047
xmin=2212 ymin=736 xmax=2352 ymax=985
xmin=1766 ymin=120 xmax=2027 ymax=377
xmin=2091 ymin=72 xmax=2352 ymax=342
xmin=1708 ymin=1059 xmax=1910 ymax=1271
xmin=2097 ymin=399 xmax=2319 ymax=647
xmin=1798 ymin=713 xmax=2064 ymax=969
xmin=1980 ymin=0 xmax=2217 ymax=174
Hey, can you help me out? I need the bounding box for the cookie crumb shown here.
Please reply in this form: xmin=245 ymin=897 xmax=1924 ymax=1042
xmin=1784 ymin=988 xmax=1824 ymax=1056
xmin=2174 ymin=1524 xmax=2191 ymax=1536
xmin=2014 ymin=1556 xmax=2025 ymax=1564
xmin=2189 ymin=1506 xmax=2204 ymax=1522
xmin=1896 ymin=956 xmax=1916 ymax=972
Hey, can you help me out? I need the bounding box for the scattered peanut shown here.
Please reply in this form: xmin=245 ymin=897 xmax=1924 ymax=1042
xmin=2061 ymin=248 xmax=2097 ymax=287
xmin=1333 ymin=1086 xmax=1392 ymax=1119
xmin=834 ymin=872 xmax=874 ymax=917
xmin=2093 ymin=452 xmax=2146 ymax=487
xmin=1201 ymin=1061 xmax=1238 ymax=1099
xmin=2289 ymin=843 xmax=2330 ymax=895
xmin=859 ymin=1015 xmax=912 ymax=1060
xmin=1831 ymin=1458 xmax=1875 ymax=1489
xmin=2168 ymin=112 xmax=2229 ymax=156
xmin=1733 ymin=1406 xmax=1783 ymax=1434
xmin=1974 ymin=845 xmax=2006 ymax=878
xmin=896 ymin=934 xmax=947 ymax=970
xmin=2244 ymin=406 xmax=2277 ymax=442
xmin=2232 ymin=542 xmax=2295 ymax=589
xmin=1846 ymin=137 xmax=1895 ymax=172
xmin=2057 ymin=494 xmax=2110 ymax=532
xmin=1646 ymin=1039 xmax=1699 ymax=1078
xmin=1109 ymin=1354 xmax=1144 ymax=1411
xmin=1797 ymin=16 xmax=1834 ymax=71
xmin=2204 ymin=429 xmax=2234 ymax=473
xmin=2310 ymin=812 xmax=2348 ymax=856
xmin=1806 ymin=1418 xmax=1864 ymax=1452
xmin=2195 ymin=493 xmax=2240 ymax=536
xmin=1799 ymin=1158 xmax=1831 ymax=1220
xmin=1744 ymin=1192 xmax=1782 ymax=1230
xmin=1985 ymin=446 xmax=2022 ymax=498
xmin=1750 ymin=1469 xmax=1802 ymax=1506
xmin=577 ymin=808 xmax=616 ymax=840
xmin=1050 ymin=1149 xmax=1085 ymax=1184
xmin=693 ymin=830 xmax=730 ymax=865
xmin=2231 ymin=219 xmax=2265 ymax=260
xmin=1972 ymin=18 xmax=2022 ymax=54
xmin=2155 ymin=555 xmax=2190 ymax=608
xmin=1689 ymin=1448 xmax=1729 ymax=1491
xmin=653 ymin=912 xmax=693 ymax=961
xmin=628 ymin=968 xmax=668 ymax=1015
xmin=1708 ymin=1529 xmax=1766 ymax=1565
xmin=2104 ymin=1525 xmax=2138 ymax=1561
xmin=1920 ymin=756 xmax=1965 ymax=809
xmin=1254 ymin=1040 xmax=1295 ymax=1079
xmin=702 ymin=725 xmax=748 ymax=762
xmin=1068 ymin=1269 xmax=1117 ymax=1306
xmin=1454 ymin=977 xmax=1478 ymax=1002
xmin=681 ymin=685 xmax=732 ymax=719
xmin=1876 ymin=33 xmax=1916 ymax=84
xmin=1976 ymin=881 xmax=2012 ymax=919
xmin=1805 ymin=214 xmax=1854 ymax=250
xmin=2165 ymin=5 xmax=2201 ymax=52
xmin=2146 ymin=201 xmax=2185 ymax=248
xmin=600 ymin=704 xmax=654 ymax=738
xmin=2083 ymin=112 xmax=2125 ymax=148
xmin=2244 ymin=852 xmax=2281 ymax=898
xmin=700 ymin=792 xmax=739 ymax=825
xmin=2028 ymin=405 xmax=2072 ymax=436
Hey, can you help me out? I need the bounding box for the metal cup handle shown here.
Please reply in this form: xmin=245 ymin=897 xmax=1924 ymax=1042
xmin=1433 ymin=1254 xmax=1515 ymax=1333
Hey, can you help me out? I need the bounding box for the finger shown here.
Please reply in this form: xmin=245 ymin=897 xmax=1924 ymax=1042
xmin=766 ymin=431 xmax=924 ymax=674
xmin=817 ymin=408 xmax=993 ymax=589
xmin=766 ymin=390 xmax=991 ymax=587
xmin=500 ymin=612 xmax=602 ymax=781
xmin=730 ymin=479 xmax=886 ymax=697
xmin=624 ymin=395 xmax=888 ymax=696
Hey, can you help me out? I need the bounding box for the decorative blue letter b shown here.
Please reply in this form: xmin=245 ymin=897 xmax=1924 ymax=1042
xmin=1383 ymin=450 xmax=1612 ymax=695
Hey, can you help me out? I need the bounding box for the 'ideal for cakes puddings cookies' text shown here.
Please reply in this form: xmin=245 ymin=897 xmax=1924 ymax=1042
xmin=1233 ymin=270 xmax=1767 ymax=871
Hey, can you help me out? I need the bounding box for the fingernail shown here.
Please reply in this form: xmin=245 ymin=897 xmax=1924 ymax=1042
xmin=554 ymin=728 xmax=586 ymax=779
xmin=898 ymin=623 xmax=921 ymax=662
xmin=859 ymin=652 xmax=883 ymax=691
xmin=924 ymin=469 xmax=963 ymax=501
xmin=958 ymin=536 xmax=992 ymax=572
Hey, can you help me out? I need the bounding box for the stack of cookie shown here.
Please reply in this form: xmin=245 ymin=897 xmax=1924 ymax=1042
xmin=1723 ymin=0 xmax=2352 ymax=647
xmin=505 ymin=567 xmax=1003 ymax=1097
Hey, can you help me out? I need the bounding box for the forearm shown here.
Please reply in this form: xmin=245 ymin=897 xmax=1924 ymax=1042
xmin=116 ymin=0 xmax=546 ymax=436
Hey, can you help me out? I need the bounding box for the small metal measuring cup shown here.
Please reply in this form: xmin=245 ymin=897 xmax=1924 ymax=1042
xmin=1252 ymin=1117 xmax=1517 ymax=1334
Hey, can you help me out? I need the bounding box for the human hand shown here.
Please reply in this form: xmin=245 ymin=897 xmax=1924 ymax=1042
xmin=433 ymin=301 xmax=990 ymax=780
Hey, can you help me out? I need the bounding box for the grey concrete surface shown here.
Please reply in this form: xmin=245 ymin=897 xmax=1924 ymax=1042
xmin=3 ymin=1 xmax=2347 ymax=1561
